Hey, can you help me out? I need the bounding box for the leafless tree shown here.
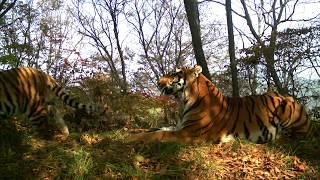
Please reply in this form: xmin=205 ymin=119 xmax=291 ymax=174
xmin=203 ymin=0 xmax=319 ymax=95
xmin=0 ymin=0 xmax=17 ymax=19
xmin=239 ymin=0 xmax=320 ymax=94
xmin=225 ymin=0 xmax=239 ymax=97
xmin=126 ymin=0 xmax=191 ymax=83
xmin=70 ymin=0 xmax=128 ymax=92
xmin=184 ymin=0 xmax=210 ymax=79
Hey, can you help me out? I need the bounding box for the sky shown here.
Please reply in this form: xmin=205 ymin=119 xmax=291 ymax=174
xmin=199 ymin=0 xmax=320 ymax=80
xmin=56 ymin=0 xmax=320 ymax=82
xmin=200 ymin=0 xmax=320 ymax=46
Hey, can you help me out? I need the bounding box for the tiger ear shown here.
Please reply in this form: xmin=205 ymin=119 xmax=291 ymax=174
xmin=194 ymin=65 xmax=202 ymax=76
xmin=176 ymin=67 xmax=182 ymax=72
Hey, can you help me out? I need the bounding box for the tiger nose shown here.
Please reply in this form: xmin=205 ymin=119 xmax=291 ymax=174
xmin=157 ymin=81 xmax=162 ymax=89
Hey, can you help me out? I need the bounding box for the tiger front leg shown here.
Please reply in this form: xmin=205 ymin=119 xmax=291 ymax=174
xmin=128 ymin=129 xmax=202 ymax=144
xmin=47 ymin=105 xmax=69 ymax=137
xmin=29 ymin=107 xmax=53 ymax=138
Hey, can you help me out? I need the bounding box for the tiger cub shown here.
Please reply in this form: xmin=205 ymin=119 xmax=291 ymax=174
xmin=0 ymin=67 xmax=94 ymax=137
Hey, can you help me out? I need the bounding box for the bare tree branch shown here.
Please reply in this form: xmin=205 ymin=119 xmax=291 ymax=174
xmin=240 ymin=0 xmax=263 ymax=45
xmin=198 ymin=0 xmax=245 ymax=18
xmin=0 ymin=0 xmax=17 ymax=19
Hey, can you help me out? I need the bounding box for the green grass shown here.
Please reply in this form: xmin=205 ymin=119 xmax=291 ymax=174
xmin=0 ymin=124 xmax=319 ymax=179
xmin=56 ymin=148 xmax=94 ymax=179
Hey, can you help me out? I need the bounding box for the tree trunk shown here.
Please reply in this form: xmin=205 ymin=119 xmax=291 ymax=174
xmin=263 ymin=31 xmax=288 ymax=95
xmin=111 ymin=9 xmax=127 ymax=93
xmin=225 ymin=0 xmax=239 ymax=97
xmin=183 ymin=0 xmax=210 ymax=79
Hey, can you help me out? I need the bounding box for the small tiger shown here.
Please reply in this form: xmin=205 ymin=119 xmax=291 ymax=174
xmin=129 ymin=65 xmax=313 ymax=144
xmin=0 ymin=67 xmax=94 ymax=136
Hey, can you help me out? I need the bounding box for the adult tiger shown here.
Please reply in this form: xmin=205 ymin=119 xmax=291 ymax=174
xmin=129 ymin=65 xmax=313 ymax=144
xmin=0 ymin=67 xmax=94 ymax=137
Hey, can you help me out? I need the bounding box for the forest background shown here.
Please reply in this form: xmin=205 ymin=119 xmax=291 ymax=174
xmin=1 ymin=0 xmax=320 ymax=105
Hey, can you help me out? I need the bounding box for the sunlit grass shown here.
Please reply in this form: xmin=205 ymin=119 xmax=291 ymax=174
xmin=0 ymin=125 xmax=319 ymax=179
xmin=101 ymin=129 xmax=130 ymax=141
xmin=65 ymin=148 xmax=94 ymax=179
xmin=104 ymin=162 xmax=145 ymax=178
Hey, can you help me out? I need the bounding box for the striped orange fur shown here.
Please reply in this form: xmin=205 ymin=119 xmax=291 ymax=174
xmin=129 ymin=65 xmax=313 ymax=144
xmin=0 ymin=67 xmax=94 ymax=136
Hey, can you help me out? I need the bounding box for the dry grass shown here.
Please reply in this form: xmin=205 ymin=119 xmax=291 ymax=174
xmin=0 ymin=126 xmax=319 ymax=179
xmin=1 ymin=93 xmax=319 ymax=179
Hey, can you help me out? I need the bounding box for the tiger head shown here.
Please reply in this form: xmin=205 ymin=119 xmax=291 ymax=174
xmin=158 ymin=65 xmax=203 ymax=96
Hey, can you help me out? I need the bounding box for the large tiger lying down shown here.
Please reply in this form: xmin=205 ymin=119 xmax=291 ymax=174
xmin=129 ymin=65 xmax=313 ymax=144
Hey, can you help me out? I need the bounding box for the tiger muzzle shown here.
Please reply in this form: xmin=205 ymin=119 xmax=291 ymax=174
xmin=160 ymin=86 xmax=174 ymax=95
